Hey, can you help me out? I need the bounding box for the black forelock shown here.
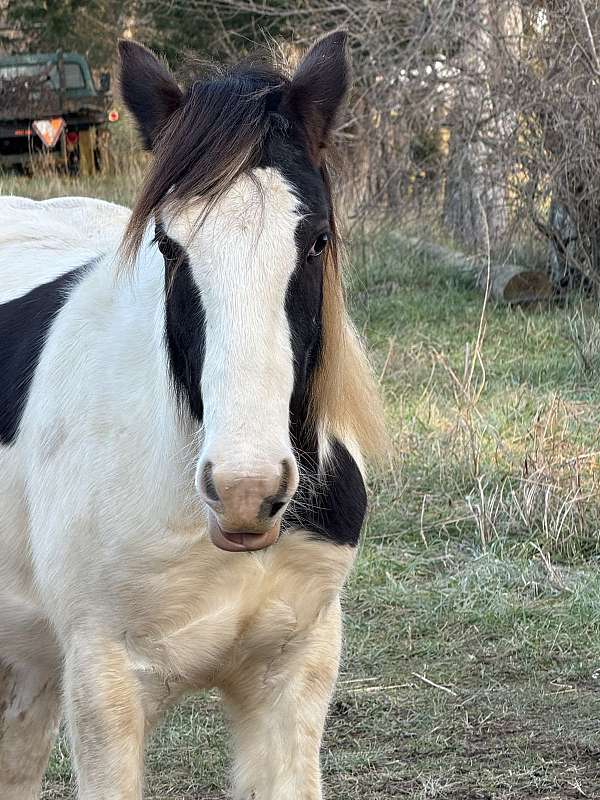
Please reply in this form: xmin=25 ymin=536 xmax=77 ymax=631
xmin=124 ymin=55 xmax=333 ymax=260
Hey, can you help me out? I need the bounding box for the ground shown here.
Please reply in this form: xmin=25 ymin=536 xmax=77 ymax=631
xmin=2 ymin=171 xmax=599 ymax=800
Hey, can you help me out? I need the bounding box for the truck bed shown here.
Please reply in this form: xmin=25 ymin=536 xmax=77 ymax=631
xmin=0 ymin=75 xmax=106 ymax=122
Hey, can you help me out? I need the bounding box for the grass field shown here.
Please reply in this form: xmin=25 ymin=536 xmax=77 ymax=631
xmin=3 ymin=173 xmax=600 ymax=799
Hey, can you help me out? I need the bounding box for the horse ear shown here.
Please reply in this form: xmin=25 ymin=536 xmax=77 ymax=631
xmin=118 ymin=40 xmax=183 ymax=150
xmin=287 ymin=31 xmax=351 ymax=161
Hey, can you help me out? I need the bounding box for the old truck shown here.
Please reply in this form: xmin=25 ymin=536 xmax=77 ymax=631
xmin=0 ymin=51 xmax=118 ymax=174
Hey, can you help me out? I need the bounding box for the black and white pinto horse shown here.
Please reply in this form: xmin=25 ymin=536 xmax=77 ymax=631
xmin=0 ymin=34 xmax=384 ymax=799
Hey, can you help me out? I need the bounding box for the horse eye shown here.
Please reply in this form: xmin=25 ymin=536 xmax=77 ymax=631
xmin=307 ymin=233 xmax=330 ymax=261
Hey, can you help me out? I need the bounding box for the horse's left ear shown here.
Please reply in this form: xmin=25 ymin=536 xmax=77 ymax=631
xmin=287 ymin=31 xmax=351 ymax=161
xmin=118 ymin=40 xmax=183 ymax=150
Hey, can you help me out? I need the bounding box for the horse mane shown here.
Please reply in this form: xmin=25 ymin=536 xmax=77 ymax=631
xmin=311 ymin=205 xmax=388 ymax=462
xmin=122 ymin=59 xmax=286 ymax=262
xmin=121 ymin=52 xmax=387 ymax=462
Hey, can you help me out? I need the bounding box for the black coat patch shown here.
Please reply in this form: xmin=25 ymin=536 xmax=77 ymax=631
xmin=0 ymin=265 xmax=90 ymax=445
xmin=267 ymin=128 xmax=328 ymax=413
xmin=157 ymin=225 xmax=205 ymax=424
xmin=286 ymin=438 xmax=367 ymax=547
xmin=275 ymin=151 xmax=368 ymax=545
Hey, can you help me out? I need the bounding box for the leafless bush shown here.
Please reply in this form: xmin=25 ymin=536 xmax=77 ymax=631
xmin=167 ymin=0 xmax=600 ymax=286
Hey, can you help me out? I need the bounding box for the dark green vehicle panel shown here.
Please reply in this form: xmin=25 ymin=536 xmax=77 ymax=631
xmin=0 ymin=52 xmax=98 ymax=99
xmin=0 ymin=51 xmax=113 ymax=168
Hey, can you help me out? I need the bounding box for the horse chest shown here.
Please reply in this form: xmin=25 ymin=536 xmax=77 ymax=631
xmin=123 ymin=532 xmax=353 ymax=694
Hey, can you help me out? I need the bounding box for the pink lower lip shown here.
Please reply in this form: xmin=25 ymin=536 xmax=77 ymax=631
xmin=207 ymin=513 xmax=281 ymax=552
xmin=222 ymin=531 xmax=245 ymax=546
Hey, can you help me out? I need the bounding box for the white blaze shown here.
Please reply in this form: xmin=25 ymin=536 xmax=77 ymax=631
xmin=163 ymin=167 xmax=301 ymax=485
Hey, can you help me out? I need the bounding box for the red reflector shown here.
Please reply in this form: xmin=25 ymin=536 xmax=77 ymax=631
xmin=66 ymin=131 xmax=79 ymax=144
xmin=108 ymin=109 xmax=119 ymax=122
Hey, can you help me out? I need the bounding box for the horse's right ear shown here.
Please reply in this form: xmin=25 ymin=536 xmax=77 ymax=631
xmin=118 ymin=40 xmax=183 ymax=150
xmin=286 ymin=31 xmax=351 ymax=163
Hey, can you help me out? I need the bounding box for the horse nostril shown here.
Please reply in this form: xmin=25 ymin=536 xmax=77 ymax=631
xmin=259 ymin=494 xmax=288 ymax=520
xmin=261 ymin=459 xmax=297 ymax=518
xmin=201 ymin=461 xmax=220 ymax=503
xmin=268 ymin=499 xmax=287 ymax=518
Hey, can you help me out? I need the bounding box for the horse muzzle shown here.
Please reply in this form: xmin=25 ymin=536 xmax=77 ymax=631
xmin=199 ymin=458 xmax=298 ymax=552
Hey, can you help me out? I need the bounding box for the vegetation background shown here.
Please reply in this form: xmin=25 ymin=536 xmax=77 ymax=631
xmin=1 ymin=1 xmax=600 ymax=798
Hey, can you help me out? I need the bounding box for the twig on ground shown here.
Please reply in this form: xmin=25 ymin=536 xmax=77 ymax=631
xmin=412 ymin=672 xmax=458 ymax=697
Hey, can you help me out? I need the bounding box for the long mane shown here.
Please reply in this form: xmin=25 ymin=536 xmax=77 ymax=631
xmin=314 ymin=232 xmax=387 ymax=461
xmin=121 ymin=54 xmax=386 ymax=462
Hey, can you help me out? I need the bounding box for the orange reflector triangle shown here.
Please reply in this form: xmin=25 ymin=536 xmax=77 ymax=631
xmin=32 ymin=117 xmax=65 ymax=148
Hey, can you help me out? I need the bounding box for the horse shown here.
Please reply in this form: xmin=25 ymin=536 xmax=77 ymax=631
xmin=0 ymin=33 xmax=385 ymax=799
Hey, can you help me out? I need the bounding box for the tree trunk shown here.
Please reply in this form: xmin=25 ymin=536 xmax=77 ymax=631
xmin=375 ymin=234 xmax=552 ymax=304
xmin=543 ymin=5 xmax=600 ymax=291
xmin=443 ymin=0 xmax=522 ymax=252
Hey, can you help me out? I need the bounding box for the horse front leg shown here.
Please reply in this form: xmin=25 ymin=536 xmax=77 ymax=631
xmin=223 ymin=599 xmax=343 ymax=800
xmin=63 ymin=634 xmax=145 ymax=800
xmin=0 ymin=660 xmax=61 ymax=800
